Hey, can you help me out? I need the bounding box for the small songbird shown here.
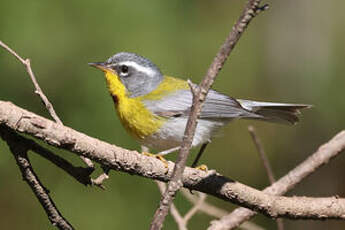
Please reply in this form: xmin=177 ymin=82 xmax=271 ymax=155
xmin=89 ymin=52 xmax=310 ymax=167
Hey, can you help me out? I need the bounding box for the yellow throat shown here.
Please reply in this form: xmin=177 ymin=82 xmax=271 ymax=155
xmin=104 ymin=71 xmax=164 ymax=140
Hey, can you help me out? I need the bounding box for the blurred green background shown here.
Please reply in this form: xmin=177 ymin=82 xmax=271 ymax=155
xmin=1 ymin=0 xmax=344 ymax=229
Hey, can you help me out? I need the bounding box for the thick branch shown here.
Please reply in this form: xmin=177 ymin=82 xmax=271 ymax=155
xmin=0 ymin=126 xmax=74 ymax=230
xmin=150 ymin=1 xmax=268 ymax=229
xmin=1 ymin=101 xmax=345 ymax=221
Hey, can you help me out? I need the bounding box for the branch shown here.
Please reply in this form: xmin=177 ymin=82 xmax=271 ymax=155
xmin=208 ymin=131 xmax=345 ymax=230
xmin=0 ymin=40 xmax=94 ymax=169
xmin=1 ymin=101 xmax=345 ymax=222
xmin=0 ymin=127 xmax=74 ymax=230
xmin=150 ymin=1 xmax=268 ymax=229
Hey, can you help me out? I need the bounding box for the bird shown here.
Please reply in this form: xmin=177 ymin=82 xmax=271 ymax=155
xmin=89 ymin=52 xmax=310 ymax=167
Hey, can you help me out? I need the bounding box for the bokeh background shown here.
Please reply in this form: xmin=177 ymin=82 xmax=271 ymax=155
xmin=1 ymin=0 xmax=344 ymax=229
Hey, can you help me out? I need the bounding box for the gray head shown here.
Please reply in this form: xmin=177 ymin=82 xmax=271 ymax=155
xmin=89 ymin=52 xmax=163 ymax=97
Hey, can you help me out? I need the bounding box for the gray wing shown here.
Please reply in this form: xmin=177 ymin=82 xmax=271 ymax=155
xmin=143 ymin=89 xmax=259 ymax=120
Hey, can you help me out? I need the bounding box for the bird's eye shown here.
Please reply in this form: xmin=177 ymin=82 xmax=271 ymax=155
xmin=120 ymin=65 xmax=129 ymax=74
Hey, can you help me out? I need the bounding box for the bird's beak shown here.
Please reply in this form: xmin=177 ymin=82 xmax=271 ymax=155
xmin=88 ymin=62 xmax=109 ymax=72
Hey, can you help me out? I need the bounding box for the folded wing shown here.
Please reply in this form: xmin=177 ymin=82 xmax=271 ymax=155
xmin=143 ymin=89 xmax=260 ymax=120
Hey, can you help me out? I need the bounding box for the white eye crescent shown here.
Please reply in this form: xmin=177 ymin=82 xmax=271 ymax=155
xmin=120 ymin=65 xmax=129 ymax=74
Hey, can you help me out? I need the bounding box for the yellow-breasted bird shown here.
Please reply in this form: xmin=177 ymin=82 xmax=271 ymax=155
xmin=89 ymin=52 xmax=310 ymax=167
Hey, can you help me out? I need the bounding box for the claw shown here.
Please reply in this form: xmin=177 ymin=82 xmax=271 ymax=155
xmin=194 ymin=164 xmax=208 ymax=172
xmin=142 ymin=152 xmax=169 ymax=168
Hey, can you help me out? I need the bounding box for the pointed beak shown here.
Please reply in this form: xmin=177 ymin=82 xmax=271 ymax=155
xmin=88 ymin=62 xmax=109 ymax=72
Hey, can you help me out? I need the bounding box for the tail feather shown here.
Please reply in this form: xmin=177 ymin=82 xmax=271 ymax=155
xmin=237 ymin=99 xmax=312 ymax=125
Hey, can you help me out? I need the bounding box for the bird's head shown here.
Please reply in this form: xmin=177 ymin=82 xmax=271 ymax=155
xmin=89 ymin=52 xmax=163 ymax=98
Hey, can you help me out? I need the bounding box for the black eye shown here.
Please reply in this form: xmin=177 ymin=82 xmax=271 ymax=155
xmin=120 ymin=65 xmax=129 ymax=74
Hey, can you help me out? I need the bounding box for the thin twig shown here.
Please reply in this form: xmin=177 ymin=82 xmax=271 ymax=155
xmin=149 ymin=1 xmax=268 ymax=229
xmin=276 ymin=219 xmax=284 ymax=230
xmin=156 ymin=181 xmax=187 ymax=230
xmin=150 ymin=81 xmax=199 ymax=230
xmin=0 ymin=127 xmax=74 ymax=230
xmin=0 ymin=40 xmax=62 ymax=125
xmin=2 ymin=102 xmax=345 ymax=221
xmin=156 ymin=181 xmax=208 ymax=230
xmin=248 ymin=126 xmax=275 ymax=184
xmin=181 ymin=189 xmax=227 ymax=218
xmin=0 ymin=40 xmax=95 ymax=170
xmin=151 ymin=141 xmax=188 ymax=230
xmin=248 ymin=126 xmax=284 ymax=230
xmin=183 ymin=192 xmax=207 ymax=223
xmin=181 ymin=190 xmax=265 ymax=230
xmin=91 ymin=166 xmax=110 ymax=190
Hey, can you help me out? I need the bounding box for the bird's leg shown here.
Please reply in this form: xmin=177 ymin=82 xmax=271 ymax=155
xmin=191 ymin=141 xmax=210 ymax=171
xmin=142 ymin=147 xmax=180 ymax=168
xmin=157 ymin=146 xmax=180 ymax=155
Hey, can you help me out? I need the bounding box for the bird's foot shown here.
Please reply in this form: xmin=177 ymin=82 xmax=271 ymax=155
xmin=194 ymin=164 xmax=208 ymax=172
xmin=142 ymin=152 xmax=169 ymax=168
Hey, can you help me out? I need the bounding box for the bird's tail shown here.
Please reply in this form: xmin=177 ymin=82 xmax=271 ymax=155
xmin=237 ymin=99 xmax=312 ymax=125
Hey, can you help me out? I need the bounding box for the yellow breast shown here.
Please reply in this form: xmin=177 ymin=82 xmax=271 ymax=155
xmin=105 ymin=71 xmax=165 ymax=140
xmin=105 ymin=71 xmax=189 ymax=141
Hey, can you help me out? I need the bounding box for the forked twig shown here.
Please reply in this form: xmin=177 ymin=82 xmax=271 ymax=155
xmin=0 ymin=40 xmax=62 ymax=125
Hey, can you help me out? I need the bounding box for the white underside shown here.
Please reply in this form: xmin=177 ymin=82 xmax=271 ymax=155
xmin=141 ymin=117 xmax=228 ymax=151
